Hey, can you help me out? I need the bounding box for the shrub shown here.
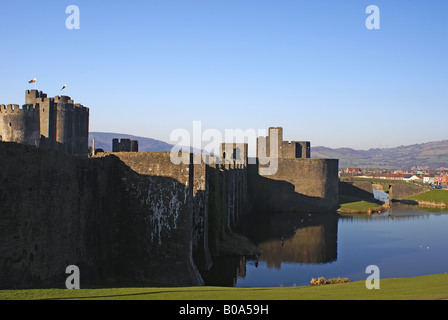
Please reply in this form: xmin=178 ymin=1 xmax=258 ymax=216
xmin=310 ymin=277 xmax=351 ymax=286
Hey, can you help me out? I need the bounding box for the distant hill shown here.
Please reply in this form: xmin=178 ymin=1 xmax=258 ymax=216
xmin=89 ymin=132 xmax=173 ymax=152
xmin=89 ymin=132 xmax=448 ymax=170
xmin=312 ymin=140 xmax=448 ymax=170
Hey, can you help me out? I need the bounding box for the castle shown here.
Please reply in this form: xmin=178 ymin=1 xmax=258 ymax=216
xmin=0 ymin=89 xmax=340 ymax=288
xmin=0 ymin=90 xmax=89 ymax=156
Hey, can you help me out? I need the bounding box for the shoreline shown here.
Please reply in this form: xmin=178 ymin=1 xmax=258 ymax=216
xmin=337 ymin=202 xmax=390 ymax=214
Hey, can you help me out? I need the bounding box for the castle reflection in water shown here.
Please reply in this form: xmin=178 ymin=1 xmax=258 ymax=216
xmin=201 ymin=206 xmax=437 ymax=287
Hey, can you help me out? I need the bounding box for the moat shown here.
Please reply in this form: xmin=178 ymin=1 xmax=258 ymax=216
xmin=202 ymin=204 xmax=448 ymax=287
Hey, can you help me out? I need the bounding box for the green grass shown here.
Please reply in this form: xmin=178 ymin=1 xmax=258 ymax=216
xmin=340 ymin=177 xmax=428 ymax=189
xmin=380 ymin=184 xmax=390 ymax=193
xmin=1 ymin=274 xmax=447 ymax=300
xmin=338 ymin=195 xmax=384 ymax=213
xmin=406 ymin=190 xmax=448 ymax=206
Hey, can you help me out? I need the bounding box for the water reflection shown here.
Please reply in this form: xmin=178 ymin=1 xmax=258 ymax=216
xmin=202 ymin=205 xmax=448 ymax=287
xmin=201 ymin=256 xmax=247 ymax=287
xmin=253 ymin=213 xmax=338 ymax=268
xmin=203 ymin=212 xmax=338 ymax=285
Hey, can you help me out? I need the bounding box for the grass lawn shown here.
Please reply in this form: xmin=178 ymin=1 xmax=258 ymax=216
xmin=338 ymin=195 xmax=384 ymax=213
xmin=406 ymin=190 xmax=448 ymax=206
xmin=1 ymin=274 xmax=447 ymax=300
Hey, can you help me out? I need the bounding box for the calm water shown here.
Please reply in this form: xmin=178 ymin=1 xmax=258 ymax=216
xmin=202 ymin=201 xmax=448 ymax=287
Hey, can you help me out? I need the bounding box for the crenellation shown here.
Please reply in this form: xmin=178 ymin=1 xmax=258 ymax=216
xmin=257 ymin=126 xmax=311 ymax=159
xmin=112 ymin=138 xmax=139 ymax=152
xmin=41 ymin=97 xmax=54 ymax=103
xmin=19 ymin=104 xmax=40 ymax=112
xmin=7 ymin=104 xmax=20 ymax=112
xmin=0 ymin=90 xmax=89 ymax=156
xmin=297 ymin=141 xmax=311 ymax=158
xmin=25 ymin=90 xmax=47 ymax=104
xmin=54 ymin=95 xmax=71 ymax=103
xmin=220 ymin=142 xmax=248 ymax=166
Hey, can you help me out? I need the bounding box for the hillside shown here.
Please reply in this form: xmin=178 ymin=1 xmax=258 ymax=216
xmin=312 ymin=140 xmax=448 ymax=170
xmin=89 ymin=132 xmax=173 ymax=152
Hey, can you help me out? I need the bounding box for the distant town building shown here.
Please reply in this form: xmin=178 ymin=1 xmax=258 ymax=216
xmin=423 ymin=176 xmax=435 ymax=184
xmin=344 ymin=168 xmax=362 ymax=175
xmin=437 ymin=175 xmax=448 ymax=187
xmin=403 ymin=175 xmax=422 ymax=181
xmin=112 ymin=138 xmax=138 ymax=152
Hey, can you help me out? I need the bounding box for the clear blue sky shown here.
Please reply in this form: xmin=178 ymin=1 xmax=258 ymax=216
xmin=1 ymin=0 xmax=447 ymax=149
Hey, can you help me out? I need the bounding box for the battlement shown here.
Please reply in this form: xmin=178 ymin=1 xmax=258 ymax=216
xmin=74 ymin=103 xmax=89 ymax=112
xmin=281 ymin=141 xmax=310 ymax=159
xmin=220 ymin=142 xmax=248 ymax=165
xmin=41 ymin=97 xmax=55 ymax=103
xmin=112 ymin=138 xmax=139 ymax=152
xmin=0 ymin=104 xmax=39 ymax=113
xmin=25 ymin=90 xmax=47 ymax=104
xmin=54 ymin=101 xmax=87 ymax=112
xmin=257 ymin=126 xmax=311 ymax=159
xmin=25 ymin=89 xmax=47 ymax=97
xmin=54 ymin=96 xmax=73 ymax=104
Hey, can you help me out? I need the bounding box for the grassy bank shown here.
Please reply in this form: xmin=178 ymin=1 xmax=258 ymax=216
xmin=340 ymin=176 xmax=427 ymax=188
xmin=338 ymin=195 xmax=387 ymax=214
xmin=1 ymin=274 xmax=447 ymax=300
xmin=405 ymin=190 xmax=448 ymax=207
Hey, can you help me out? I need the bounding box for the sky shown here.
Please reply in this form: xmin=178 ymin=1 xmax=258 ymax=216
xmin=1 ymin=0 xmax=447 ymax=150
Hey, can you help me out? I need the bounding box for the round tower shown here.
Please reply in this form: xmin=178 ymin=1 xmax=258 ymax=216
xmin=0 ymin=104 xmax=41 ymax=146
xmin=55 ymin=102 xmax=74 ymax=154
xmin=74 ymin=105 xmax=89 ymax=156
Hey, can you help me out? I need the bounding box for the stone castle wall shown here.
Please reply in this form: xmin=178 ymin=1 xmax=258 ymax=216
xmin=249 ymin=158 xmax=339 ymax=213
xmin=0 ymin=144 xmax=199 ymax=288
xmin=252 ymin=127 xmax=339 ymax=213
xmin=0 ymin=142 xmax=248 ymax=288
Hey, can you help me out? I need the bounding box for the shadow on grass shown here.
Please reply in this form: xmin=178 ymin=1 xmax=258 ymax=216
xmin=392 ymin=199 xmax=419 ymax=205
xmin=338 ymin=195 xmax=381 ymax=205
xmin=44 ymin=288 xmax=273 ymax=300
